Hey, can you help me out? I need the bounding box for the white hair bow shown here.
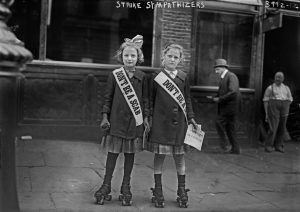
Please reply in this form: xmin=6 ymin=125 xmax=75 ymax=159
xmin=124 ymin=35 xmax=143 ymax=48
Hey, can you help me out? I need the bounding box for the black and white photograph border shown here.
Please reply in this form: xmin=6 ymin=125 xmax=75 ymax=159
xmin=1 ymin=0 xmax=300 ymax=211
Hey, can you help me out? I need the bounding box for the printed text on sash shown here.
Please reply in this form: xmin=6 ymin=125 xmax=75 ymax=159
xmin=115 ymin=70 xmax=141 ymax=116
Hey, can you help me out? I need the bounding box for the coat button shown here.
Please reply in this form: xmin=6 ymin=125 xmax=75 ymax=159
xmin=173 ymin=107 xmax=178 ymax=113
xmin=173 ymin=121 xmax=178 ymax=125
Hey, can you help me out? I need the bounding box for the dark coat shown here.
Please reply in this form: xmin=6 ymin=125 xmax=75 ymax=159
xmin=217 ymin=71 xmax=240 ymax=115
xmin=102 ymin=68 xmax=149 ymax=139
xmin=149 ymin=69 xmax=195 ymax=146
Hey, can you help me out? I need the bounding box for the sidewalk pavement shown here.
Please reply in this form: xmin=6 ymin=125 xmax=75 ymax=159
xmin=16 ymin=139 xmax=300 ymax=212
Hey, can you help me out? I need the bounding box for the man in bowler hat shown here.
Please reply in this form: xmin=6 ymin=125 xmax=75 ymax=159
xmin=211 ymin=59 xmax=241 ymax=154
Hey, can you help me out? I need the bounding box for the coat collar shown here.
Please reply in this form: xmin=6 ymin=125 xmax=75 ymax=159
xmin=221 ymin=69 xmax=228 ymax=79
xmin=122 ymin=67 xmax=143 ymax=80
xmin=177 ymin=69 xmax=186 ymax=81
xmin=160 ymin=68 xmax=186 ymax=81
xmin=133 ymin=69 xmax=143 ymax=80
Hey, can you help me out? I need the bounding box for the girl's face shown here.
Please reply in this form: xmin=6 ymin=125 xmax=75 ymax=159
xmin=163 ymin=48 xmax=181 ymax=71
xmin=122 ymin=46 xmax=138 ymax=68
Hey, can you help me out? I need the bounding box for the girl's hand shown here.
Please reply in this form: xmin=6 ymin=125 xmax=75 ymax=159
xmin=100 ymin=117 xmax=110 ymax=130
xmin=212 ymin=97 xmax=219 ymax=103
xmin=144 ymin=117 xmax=150 ymax=133
xmin=189 ymin=118 xmax=198 ymax=130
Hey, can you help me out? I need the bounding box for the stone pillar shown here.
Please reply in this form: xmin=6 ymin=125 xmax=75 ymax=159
xmin=0 ymin=0 xmax=33 ymax=211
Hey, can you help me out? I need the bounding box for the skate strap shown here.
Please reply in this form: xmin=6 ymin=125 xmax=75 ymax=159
xmin=154 ymin=71 xmax=188 ymax=124
xmin=113 ymin=67 xmax=143 ymax=126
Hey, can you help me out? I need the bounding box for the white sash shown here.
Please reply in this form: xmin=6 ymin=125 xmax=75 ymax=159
xmin=154 ymin=71 xmax=188 ymax=124
xmin=113 ymin=68 xmax=143 ymax=126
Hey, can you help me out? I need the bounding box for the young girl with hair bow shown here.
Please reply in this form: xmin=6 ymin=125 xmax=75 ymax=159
xmin=94 ymin=35 xmax=150 ymax=206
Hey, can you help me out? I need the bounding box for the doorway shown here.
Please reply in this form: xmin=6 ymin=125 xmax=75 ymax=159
xmin=263 ymin=15 xmax=300 ymax=141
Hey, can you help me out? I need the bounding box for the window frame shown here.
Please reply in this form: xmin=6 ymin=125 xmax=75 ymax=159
xmin=39 ymin=0 xmax=49 ymax=60
xmin=38 ymin=0 xmax=154 ymax=65
xmin=191 ymin=5 xmax=257 ymax=88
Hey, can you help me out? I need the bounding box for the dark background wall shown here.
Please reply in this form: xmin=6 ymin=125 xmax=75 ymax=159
xmin=16 ymin=62 xmax=256 ymax=147
xmin=263 ymin=15 xmax=300 ymax=140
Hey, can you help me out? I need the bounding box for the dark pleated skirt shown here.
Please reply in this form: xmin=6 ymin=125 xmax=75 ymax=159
xmin=146 ymin=142 xmax=190 ymax=155
xmin=100 ymin=135 xmax=143 ymax=153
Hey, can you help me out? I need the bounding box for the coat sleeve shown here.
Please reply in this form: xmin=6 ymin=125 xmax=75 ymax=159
xmin=102 ymin=72 xmax=115 ymax=114
xmin=142 ymin=74 xmax=150 ymax=117
xmin=149 ymin=73 xmax=158 ymax=117
xmin=219 ymin=73 xmax=239 ymax=103
xmin=184 ymin=76 xmax=195 ymax=120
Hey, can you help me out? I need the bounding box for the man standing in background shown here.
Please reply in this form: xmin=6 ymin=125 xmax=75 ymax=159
xmin=263 ymin=72 xmax=293 ymax=153
xmin=210 ymin=59 xmax=241 ymax=154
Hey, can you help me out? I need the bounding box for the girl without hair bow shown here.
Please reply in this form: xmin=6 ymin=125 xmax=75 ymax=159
xmin=124 ymin=35 xmax=143 ymax=48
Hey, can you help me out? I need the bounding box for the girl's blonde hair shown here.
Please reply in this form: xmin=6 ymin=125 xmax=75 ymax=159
xmin=115 ymin=35 xmax=144 ymax=65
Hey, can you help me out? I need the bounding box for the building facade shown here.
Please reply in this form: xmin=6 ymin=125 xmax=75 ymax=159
xmin=8 ymin=0 xmax=300 ymax=145
xmin=152 ymin=0 xmax=264 ymax=146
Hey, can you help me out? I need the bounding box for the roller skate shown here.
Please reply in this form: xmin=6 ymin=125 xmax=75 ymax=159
xmin=118 ymin=184 xmax=132 ymax=206
xmin=151 ymin=187 xmax=165 ymax=208
xmin=176 ymin=186 xmax=190 ymax=208
xmin=94 ymin=184 xmax=112 ymax=205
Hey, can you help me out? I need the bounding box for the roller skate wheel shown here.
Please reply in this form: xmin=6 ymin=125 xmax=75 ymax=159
xmin=155 ymin=201 xmax=164 ymax=208
xmin=179 ymin=202 xmax=188 ymax=208
xmin=96 ymin=198 xmax=104 ymax=205
xmin=122 ymin=199 xmax=132 ymax=206
xmin=105 ymin=195 xmax=112 ymax=201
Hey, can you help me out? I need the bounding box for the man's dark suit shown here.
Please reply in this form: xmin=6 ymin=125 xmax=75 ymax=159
xmin=216 ymin=71 xmax=241 ymax=153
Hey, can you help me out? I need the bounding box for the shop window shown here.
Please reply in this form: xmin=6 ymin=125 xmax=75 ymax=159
xmin=8 ymin=0 xmax=41 ymax=59
xmin=8 ymin=0 xmax=153 ymax=66
xmin=47 ymin=0 xmax=153 ymax=65
xmin=195 ymin=11 xmax=253 ymax=88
